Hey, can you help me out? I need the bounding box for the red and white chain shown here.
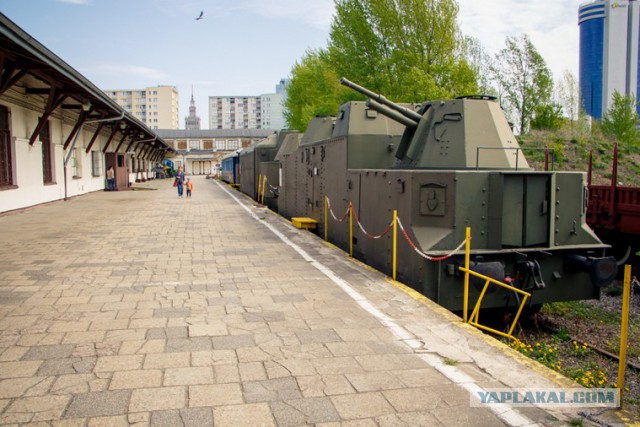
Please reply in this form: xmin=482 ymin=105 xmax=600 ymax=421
xmin=396 ymin=217 xmax=467 ymax=261
xmin=326 ymin=197 xmax=350 ymax=222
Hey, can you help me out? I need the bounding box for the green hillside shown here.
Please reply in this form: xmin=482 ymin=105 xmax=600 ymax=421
xmin=517 ymin=127 xmax=640 ymax=187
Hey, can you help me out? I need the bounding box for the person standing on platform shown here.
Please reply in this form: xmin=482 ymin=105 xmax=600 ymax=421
xmin=174 ymin=166 xmax=185 ymax=198
xmin=185 ymin=177 xmax=193 ymax=198
xmin=106 ymin=166 xmax=116 ymax=191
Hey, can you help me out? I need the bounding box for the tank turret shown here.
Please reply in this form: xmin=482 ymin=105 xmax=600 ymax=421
xmin=339 ymin=77 xmax=421 ymax=128
xmin=340 ymin=77 xmax=529 ymax=171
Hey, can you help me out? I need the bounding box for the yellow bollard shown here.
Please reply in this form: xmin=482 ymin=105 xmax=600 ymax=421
xmin=261 ymin=175 xmax=267 ymax=204
xmin=257 ymin=174 xmax=262 ymax=203
xmin=324 ymin=196 xmax=328 ymax=241
xmin=392 ymin=210 xmax=397 ymax=281
xmin=617 ymin=264 xmax=632 ymax=406
xmin=463 ymin=227 xmax=471 ymax=323
xmin=349 ymin=202 xmax=353 ymax=257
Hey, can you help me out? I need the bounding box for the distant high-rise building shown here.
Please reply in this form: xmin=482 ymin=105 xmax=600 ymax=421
xmin=578 ymin=0 xmax=640 ymax=119
xmin=185 ymin=89 xmax=201 ymax=130
xmin=104 ymin=85 xmax=179 ymax=129
xmin=208 ymin=79 xmax=289 ymax=130
xmin=208 ymin=96 xmax=261 ymax=129
xmin=260 ymin=93 xmax=285 ymax=130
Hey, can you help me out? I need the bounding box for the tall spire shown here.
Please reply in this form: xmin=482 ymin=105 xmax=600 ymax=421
xmin=185 ymin=85 xmax=201 ymax=130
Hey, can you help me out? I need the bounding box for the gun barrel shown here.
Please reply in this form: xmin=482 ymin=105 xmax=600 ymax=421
xmin=366 ymin=99 xmax=418 ymax=129
xmin=340 ymin=77 xmax=422 ymax=122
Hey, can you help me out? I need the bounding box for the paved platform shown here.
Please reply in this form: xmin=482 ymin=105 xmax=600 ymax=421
xmin=0 ymin=176 xmax=610 ymax=426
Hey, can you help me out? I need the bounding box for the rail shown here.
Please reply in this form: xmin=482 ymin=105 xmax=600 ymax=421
xmin=323 ymin=196 xmax=529 ymax=340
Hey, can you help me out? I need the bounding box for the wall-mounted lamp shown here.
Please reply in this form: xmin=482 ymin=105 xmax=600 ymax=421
xmin=81 ymin=99 xmax=92 ymax=112
xmin=119 ymin=121 xmax=127 ymax=130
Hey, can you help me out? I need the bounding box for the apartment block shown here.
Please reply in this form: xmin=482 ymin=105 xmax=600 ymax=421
xmin=104 ymin=85 xmax=180 ymax=129
xmin=209 ymin=96 xmax=261 ymax=129
xmin=208 ymin=79 xmax=289 ymax=130
xmin=260 ymin=92 xmax=285 ymax=130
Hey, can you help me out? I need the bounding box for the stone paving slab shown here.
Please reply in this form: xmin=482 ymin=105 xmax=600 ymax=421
xmin=0 ymin=176 xmax=610 ymax=426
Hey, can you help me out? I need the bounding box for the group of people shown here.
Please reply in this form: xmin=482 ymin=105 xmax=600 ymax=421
xmin=173 ymin=166 xmax=193 ymax=198
xmin=107 ymin=164 xmax=193 ymax=197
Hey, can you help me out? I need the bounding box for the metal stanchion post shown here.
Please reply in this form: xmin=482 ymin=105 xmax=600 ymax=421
xmin=324 ymin=196 xmax=328 ymax=241
xmin=463 ymin=227 xmax=471 ymax=323
xmin=393 ymin=210 xmax=397 ymax=281
xmin=617 ymin=264 xmax=632 ymax=406
xmin=349 ymin=202 xmax=353 ymax=257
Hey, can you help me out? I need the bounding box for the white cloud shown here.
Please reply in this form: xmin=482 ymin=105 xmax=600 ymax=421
xmin=241 ymin=0 xmax=335 ymax=30
xmin=81 ymin=63 xmax=169 ymax=83
xmin=458 ymin=0 xmax=579 ymax=79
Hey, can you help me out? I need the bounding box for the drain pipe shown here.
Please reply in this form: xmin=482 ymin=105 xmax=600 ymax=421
xmin=63 ymin=111 xmax=125 ymax=200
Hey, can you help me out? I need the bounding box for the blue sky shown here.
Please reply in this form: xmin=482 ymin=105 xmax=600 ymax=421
xmin=0 ymin=0 xmax=580 ymax=129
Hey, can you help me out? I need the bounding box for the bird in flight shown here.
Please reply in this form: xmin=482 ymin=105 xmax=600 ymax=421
xmin=196 ymin=11 xmax=203 ymax=20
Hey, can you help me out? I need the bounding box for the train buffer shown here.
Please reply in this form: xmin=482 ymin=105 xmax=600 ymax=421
xmin=291 ymin=217 xmax=318 ymax=230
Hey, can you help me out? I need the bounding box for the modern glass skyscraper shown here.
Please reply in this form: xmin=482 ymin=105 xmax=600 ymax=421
xmin=578 ymin=0 xmax=640 ymax=119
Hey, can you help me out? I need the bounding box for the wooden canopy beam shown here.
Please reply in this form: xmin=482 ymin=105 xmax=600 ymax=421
xmin=84 ymin=122 xmax=105 ymax=154
xmin=0 ymin=60 xmax=27 ymax=96
xmin=101 ymin=126 xmax=119 ymax=153
xmin=62 ymin=110 xmax=88 ymax=150
xmin=113 ymin=131 xmax=130 ymax=153
xmin=124 ymin=139 xmax=137 ymax=154
xmin=28 ymin=87 xmax=67 ymax=145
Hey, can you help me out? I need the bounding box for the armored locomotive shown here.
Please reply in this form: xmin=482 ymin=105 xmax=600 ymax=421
xmin=241 ymin=78 xmax=616 ymax=312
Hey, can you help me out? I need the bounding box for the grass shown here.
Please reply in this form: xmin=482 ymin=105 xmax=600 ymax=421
xmin=511 ymin=296 xmax=640 ymax=418
xmin=543 ymin=301 xmax=621 ymax=325
xmin=518 ymin=127 xmax=640 ymax=187
xmin=443 ymin=357 xmax=458 ymax=366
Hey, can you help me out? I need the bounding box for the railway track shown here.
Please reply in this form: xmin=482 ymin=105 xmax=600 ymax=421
xmin=507 ymin=292 xmax=640 ymax=416
xmin=536 ymin=321 xmax=640 ymax=371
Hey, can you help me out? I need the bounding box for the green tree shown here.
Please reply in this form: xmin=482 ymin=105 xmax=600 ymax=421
xmin=329 ymin=0 xmax=476 ymax=100
xmin=285 ymin=0 xmax=479 ymax=129
xmin=601 ymin=90 xmax=639 ymax=147
xmin=492 ymin=35 xmax=553 ymax=134
xmin=461 ymin=36 xmax=497 ymax=96
xmin=556 ymin=70 xmax=580 ymax=122
xmin=531 ymin=103 xmax=564 ymax=131
xmin=284 ymin=49 xmax=350 ymax=132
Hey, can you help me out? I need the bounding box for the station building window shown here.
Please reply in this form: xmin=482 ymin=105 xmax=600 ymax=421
xmin=0 ymin=105 xmax=13 ymax=187
xmin=71 ymin=147 xmax=82 ymax=178
xmin=91 ymin=151 xmax=102 ymax=177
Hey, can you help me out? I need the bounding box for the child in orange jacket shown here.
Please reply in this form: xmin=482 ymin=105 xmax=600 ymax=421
xmin=185 ymin=177 xmax=193 ymax=198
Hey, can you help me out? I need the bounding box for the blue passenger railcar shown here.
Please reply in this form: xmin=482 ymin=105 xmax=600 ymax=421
xmin=220 ymin=150 xmax=241 ymax=184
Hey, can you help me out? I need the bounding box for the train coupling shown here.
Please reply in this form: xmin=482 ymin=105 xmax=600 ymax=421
xmin=564 ymin=254 xmax=617 ymax=287
xmin=515 ymin=260 xmax=546 ymax=290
